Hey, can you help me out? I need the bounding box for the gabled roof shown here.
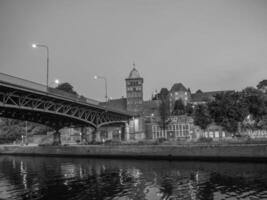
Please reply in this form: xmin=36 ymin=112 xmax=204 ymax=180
xmin=170 ymin=83 xmax=187 ymax=92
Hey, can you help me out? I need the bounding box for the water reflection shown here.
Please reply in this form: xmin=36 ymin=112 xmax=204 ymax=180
xmin=0 ymin=156 xmax=267 ymax=200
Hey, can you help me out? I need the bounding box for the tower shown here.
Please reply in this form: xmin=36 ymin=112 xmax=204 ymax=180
xmin=125 ymin=64 xmax=143 ymax=113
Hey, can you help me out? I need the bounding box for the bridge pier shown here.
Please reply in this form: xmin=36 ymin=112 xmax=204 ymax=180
xmin=121 ymin=122 xmax=130 ymax=141
xmin=92 ymin=128 xmax=98 ymax=143
xmin=81 ymin=127 xmax=90 ymax=144
xmin=53 ymin=130 xmax=61 ymax=145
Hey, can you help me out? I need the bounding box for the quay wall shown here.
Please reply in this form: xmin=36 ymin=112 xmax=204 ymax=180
xmin=1 ymin=144 xmax=267 ymax=161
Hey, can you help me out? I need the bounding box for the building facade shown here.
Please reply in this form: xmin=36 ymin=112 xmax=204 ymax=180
xmin=169 ymin=83 xmax=191 ymax=112
xmin=145 ymin=115 xmax=195 ymax=140
xmin=125 ymin=66 xmax=144 ymax=113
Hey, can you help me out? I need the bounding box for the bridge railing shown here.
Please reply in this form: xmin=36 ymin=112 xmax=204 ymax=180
xmin=47 ymin=87 xmax=99 ymax=105
xmin=0 ymin=72 xmax=47 ymax=93
xmin=0 ymin=72 xmax=99 ymax=105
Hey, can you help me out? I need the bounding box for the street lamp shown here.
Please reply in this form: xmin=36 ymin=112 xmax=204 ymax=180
xmin=49 ymin=79 xmax=60 ymax=87
xmin=32 ymin=43 xmax=49 ymax=89
xmin=94 ymin=75 xmax=108 ymax=102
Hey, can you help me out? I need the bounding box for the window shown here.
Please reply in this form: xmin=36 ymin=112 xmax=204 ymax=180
xmin=215 ymin=131 xmax=219 ymax=138
xmin=222 ymin=132 xmax=225 ymax=137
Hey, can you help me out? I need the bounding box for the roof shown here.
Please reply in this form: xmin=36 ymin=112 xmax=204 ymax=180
xmin=170 ymin=83 xmax=187 ymax=92
xmin=128 ymin=68 xmax=141 ymax=79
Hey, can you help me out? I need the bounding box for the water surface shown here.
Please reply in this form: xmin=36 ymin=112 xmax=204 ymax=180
xmin=0 ymin=156 xmax=267 ymax=200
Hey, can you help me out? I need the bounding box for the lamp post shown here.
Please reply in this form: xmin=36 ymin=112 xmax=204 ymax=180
xmin=94 ymin=75 xmax=108 ymax=141
xmin=94 ymin=75 xmax=108 ymax=102
xmin=32 ymin=43 xmax=49 ymax=89
xmin=25 ymin=121 xmax=28 ymax=145
xmin=49 ymin=79 xmax=60 ymax=87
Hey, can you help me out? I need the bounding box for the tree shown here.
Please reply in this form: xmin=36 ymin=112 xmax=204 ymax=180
xmin=257 ymin=115 xmax=267 ymax=130
xmin=208 ymin=91 xmax=248 ymax=133
xmin=158 ymin=88 xmax=170 ymax=133
xmin=194 ymin=104 xmax=212 ymax=130
xmin=0 ymin=118 xmax=49 ymax=143
xmin=242 ymin=87 xmax=266 ymax=117
xmin=257 ymin=80 xmax=267 ymax=92
xmin=56 ymin=82 xmax=78 ymax=95
xmin=241 ymin=87 xmax=267 ymax=129
xmin=185 ymin=104 xmax=194 ymax=116
xmin=172 ymin=99 xmax=185 ymax=115
xmin=159 ymin=88 xmax=169 ymax=99
xmin=79 ymin=95 xmax=87 ymax=102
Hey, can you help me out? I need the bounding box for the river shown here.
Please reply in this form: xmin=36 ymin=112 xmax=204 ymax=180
xmin=0 ymin=156 xmax=266 ymax=200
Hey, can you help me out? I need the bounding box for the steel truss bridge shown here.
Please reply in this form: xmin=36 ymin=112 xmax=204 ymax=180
xmin=0 ymin=73 xmax=133 ymax=143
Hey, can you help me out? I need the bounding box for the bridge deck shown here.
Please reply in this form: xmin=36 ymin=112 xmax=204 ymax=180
xmin=0 ymin=72 xmax=132 ymax=117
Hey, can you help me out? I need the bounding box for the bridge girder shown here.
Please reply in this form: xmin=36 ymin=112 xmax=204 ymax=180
xmin=0 ymin=90 xmax=130 ymax=130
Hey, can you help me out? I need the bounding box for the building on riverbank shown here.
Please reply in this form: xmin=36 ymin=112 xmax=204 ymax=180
xmin=99 ymin=67 xmax=232 ymax=142
xmin=145 ymin=115 xmax=195 ymax=140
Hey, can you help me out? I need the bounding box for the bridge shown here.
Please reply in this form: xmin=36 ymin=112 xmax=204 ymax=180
xmin=0 ymin=73 xmax=133 ymax=144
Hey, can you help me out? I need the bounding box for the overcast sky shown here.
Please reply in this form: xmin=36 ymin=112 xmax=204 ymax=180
xmin=0 ymin=0 xmax=267 ymax=101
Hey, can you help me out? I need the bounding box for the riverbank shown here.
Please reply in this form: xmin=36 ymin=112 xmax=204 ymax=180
xmin=1 ymin=144 xmax=267 ymax=162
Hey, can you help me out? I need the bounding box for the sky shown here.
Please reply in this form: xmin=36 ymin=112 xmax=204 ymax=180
xmin=0 ymin=0 xmax=267 ymax=101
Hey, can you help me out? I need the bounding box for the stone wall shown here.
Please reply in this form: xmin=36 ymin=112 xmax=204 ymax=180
xmin=1 ymin=144 xmax=267 ymax=161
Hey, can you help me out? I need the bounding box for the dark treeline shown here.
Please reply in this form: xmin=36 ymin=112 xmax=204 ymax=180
xmin=171 ymin=86 xmax=267 ymax=134
xmin=158 ymin=80 xmax=267 ymax=135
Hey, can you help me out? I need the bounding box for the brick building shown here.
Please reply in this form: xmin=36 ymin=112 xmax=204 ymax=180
xmin=101 ymin=67 xmax=231 ymax=142
xmin=125 ymin=66 xmax=144 ymax=113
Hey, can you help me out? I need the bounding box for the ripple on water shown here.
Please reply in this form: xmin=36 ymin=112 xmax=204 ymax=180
xmin=0 ymin=157 xmax=267 ymax=200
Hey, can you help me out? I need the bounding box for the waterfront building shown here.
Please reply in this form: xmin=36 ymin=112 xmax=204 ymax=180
xmin=99 ymin=67 xmax=232 ymax=142
xmin=145 ymin=115 xmax=195 ymax=140
xmin=194 ymin=124 xmax=229 ymax=140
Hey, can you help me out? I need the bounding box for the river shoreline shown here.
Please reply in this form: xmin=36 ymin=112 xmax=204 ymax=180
xmin=1 ymin=144 xmax=267 ymax=162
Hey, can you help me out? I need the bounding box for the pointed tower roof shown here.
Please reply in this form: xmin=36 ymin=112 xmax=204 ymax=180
xmin=127 ymin=62 xmax=142 ymax=79
xmin=128 ymin=67 xmax=141 ymax=79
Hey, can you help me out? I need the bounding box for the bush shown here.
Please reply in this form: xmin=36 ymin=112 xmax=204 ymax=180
xmin=88 ymin=141 xmax=103 ymax=145
xmin=157 ymin=137 xmax=167 ymax=144
xmin=38 ymin=143 xmax=53 ymax=147
xmin=197 ymin=137 xmax=213 ymax=143
xmin=104 ymin=139 xmax=121 ymax=145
